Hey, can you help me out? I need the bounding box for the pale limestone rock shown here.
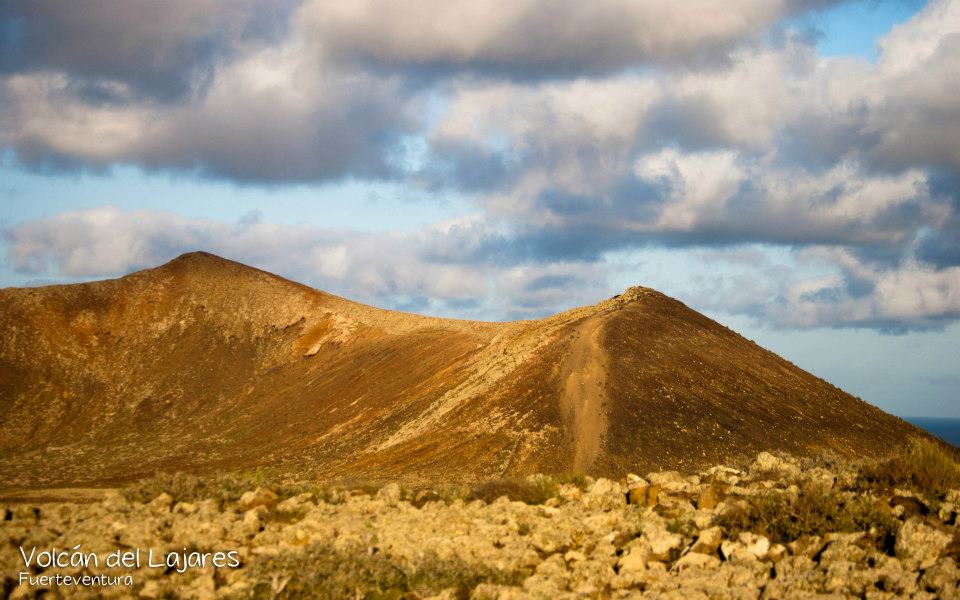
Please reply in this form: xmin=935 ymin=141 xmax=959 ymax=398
xmin=803 ymin=467 xmax=837 ymax=489
xmin=149 ymin=492 xmax=174 ymax=514
xmin=788 ymin=535 xmax=826 ymax=558
xmin=692 ymin=511 xmax=715 ymax=529
xmin=750 ymin=451 xmax=801 ymax=480
xmin=237 ymin=487 xmax=278 ymax=511
xmin=645 ymin=528 xmax=683 ymax=562
xmin=277 ymin=492 xmax=314 ymax=511
xmin=627 ymin=484 xmax=660 ymax=507
xmin=376 ymin=482 xmax=403 ymax=506
xmin=690 ymin=526 xmax=722 ymax=555
xmin=871 ymin=555 xmax=920 ymax=596
xmin=896 ymin=517 xmax=952 ymax=569
xmin=767 ymin=543 xmax=787 ymax=562
xmin=647 ymin=471 xmax=690 ymax=493
xmin=241 ymin=507 xmax=266 ymax=537
xmin=557 ymin=483 xmax=582 ymax=503
xmin=696 ymin=484 xmax=722 ymax=510
xmin=583 ymin=478 xmax=623 ymax=511
xmin=720 ymin=540 xmax=745 ymax=561
xmin=617 ymin=542 xmax=650 ymax=576
xmin=524 ymin=553 xmax=569 ymax=596
xmin=173 ymin=501 xmax=196 ymax=515
xmin=738 ymin=532 xmax=770 ymax=560
xmin=674 ymin=551 xmax=721 ymax=571
xmin=703 ymin=465 xmax=742 ymax=485
xmin=919 ymin=557 xmax=960 ymax=599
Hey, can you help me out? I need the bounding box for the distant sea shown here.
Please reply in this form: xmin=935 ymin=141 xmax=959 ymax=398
xmin=903 ymin=417 xmax=960 ymax=447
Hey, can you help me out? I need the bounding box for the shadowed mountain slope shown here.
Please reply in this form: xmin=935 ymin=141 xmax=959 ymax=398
xmin=0 ymin=252 xmax=919 ymax=487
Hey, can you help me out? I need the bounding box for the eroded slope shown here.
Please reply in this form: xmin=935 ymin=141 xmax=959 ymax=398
xmin=0 ymin=252 xmax=921 ymax=487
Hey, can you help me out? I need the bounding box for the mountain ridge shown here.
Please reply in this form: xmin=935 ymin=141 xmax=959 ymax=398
xmin=0 ymin=252 xmax=921 ymax=488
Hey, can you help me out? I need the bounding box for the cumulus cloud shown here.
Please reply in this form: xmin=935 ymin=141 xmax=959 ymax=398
xmin=0 ymin=5 xmax=416 ymax=182
xmin=766 ymin=248 xmax=960 ymax=331
xmin=301 ymin=0 xmax=825 ymax=76
xmin=2 ymin=0 xmax=960 ymax=331
xmin=2 ymin=206 xmax=609 ymax=319
xmin=0 ymin=0 xmax=295 ymax=101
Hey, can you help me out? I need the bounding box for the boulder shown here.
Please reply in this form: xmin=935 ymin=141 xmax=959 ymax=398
xmin=647 ymin=471 xmax=691 ymax=493
xmin=919 ymin=557 xmax=960 ymax=596
xmin=148 ymin=492 xmax=174 ymax=514
xmin=690 ymin=526 xmax=723 ymax=555
xmin=627 ymin=484 xmax=660 ymax=508
xmin=583 ymin=478 xmax=624 ymax=511
xmin=674 ymin=551 xmax=721 ymax=571
xmin=896 ymin=517 xmax=952 ymax=569
xmin=889 ymin=495 xmax=929 ymax=519
xmin=617 ymin=545 xmax=649 ymax=576
xmin=767 ymin=543 xmax=787 ymax=562
xmin=738 ymin=532 xmax=770 ymax=560
xmin=720 ymin=540 xmax=744 ymax=561
xmin=646 ymin=527 xmax=683 ymax=562
xmin=237 ymin=487 xmax=279 ymax=512
xmin=277 ymin=492 xmax=315 ymax=512
xmin=376 ymin=483 xmax=403 ymax=506
xmin=703 ymin=465 xmax=742 ymax=486
xmin=696 ymin=484 xmax=723 ymax=510
xmin=750 ymin=452 xmax=801 ymax=480
xmin=241 ymin=507 xmax=266 ymax=537
xmin=803 ymin=467 xmax=837 ymax=489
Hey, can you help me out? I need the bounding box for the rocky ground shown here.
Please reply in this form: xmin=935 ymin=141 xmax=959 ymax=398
xmin=3 ymin=446 xmax=960 ymax=599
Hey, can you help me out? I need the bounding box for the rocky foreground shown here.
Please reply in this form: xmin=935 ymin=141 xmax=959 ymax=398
xmin=3 ymin=446 xmax=960 ymax=599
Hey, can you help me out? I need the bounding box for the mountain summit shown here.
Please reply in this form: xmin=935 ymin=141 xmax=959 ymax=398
xmin=0 ymin=252 xmax=916 ymax=487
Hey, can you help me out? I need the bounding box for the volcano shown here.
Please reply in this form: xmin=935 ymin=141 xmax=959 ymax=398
xmin=0 ymin=252 xmax=918 ymax=488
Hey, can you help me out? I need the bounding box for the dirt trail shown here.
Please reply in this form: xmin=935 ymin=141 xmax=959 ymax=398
xmin=560 ymin=316 xmax=610 ymax=472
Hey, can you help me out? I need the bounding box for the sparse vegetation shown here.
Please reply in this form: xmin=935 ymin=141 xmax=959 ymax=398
xmin=718 ymin=481 xmax=899 ymax=548
xmin=246 ymin=544 xmax=524 ymax=599
xmin=467 ymin=475 xmax=559 ymax=505
xmin=856 ymin=437 xmax=960 ymax=500
xmin=10 ymin=449 xmax=960 ymax=599
xmin=122 ymin=469 xmax=324 ymax=507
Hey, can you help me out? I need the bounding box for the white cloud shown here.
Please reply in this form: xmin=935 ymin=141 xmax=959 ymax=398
xmin=3 ymin=0 xmax=960 ymax=332
xmin=301 ymin=0 xmax=800 ymax=73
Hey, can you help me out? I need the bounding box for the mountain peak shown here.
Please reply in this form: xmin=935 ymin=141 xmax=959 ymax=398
xmin=0 ymin=255 xmax=921 ymax=487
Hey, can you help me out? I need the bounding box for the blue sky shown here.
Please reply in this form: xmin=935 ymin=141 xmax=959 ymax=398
xmin=1 ymin=0 xmax=958 ymax=418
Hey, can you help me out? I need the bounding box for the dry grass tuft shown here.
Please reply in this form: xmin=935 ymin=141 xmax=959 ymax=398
xmin=718 ymin=482 xmax=898 ymax=549
xmin=246 ymin=544 xmax=524 ymax=599
xmin=467 ymin=476 xmax=559 ymax=505
xmin=857 ymin=437 xmax=960 ymax=499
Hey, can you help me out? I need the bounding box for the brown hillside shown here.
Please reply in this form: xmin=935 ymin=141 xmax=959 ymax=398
xmin=0 ymin=252 xmax=919 ymax=488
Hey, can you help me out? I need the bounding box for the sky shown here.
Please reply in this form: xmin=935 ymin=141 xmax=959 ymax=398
xmin=1 ymin=0 xmax=958 ymax=418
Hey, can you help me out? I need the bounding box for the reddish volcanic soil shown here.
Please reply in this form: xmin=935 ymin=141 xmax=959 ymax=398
xmin=0 ymin=252 xmax=920 ymax=488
